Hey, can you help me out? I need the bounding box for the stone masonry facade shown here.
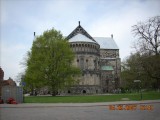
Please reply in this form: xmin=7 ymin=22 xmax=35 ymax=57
xmin=64 ymin=22 xmax=121 ymax=94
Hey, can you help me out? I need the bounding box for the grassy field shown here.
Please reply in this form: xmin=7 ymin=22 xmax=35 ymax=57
xmin=24 ymin=91 xmax=160 ymax=103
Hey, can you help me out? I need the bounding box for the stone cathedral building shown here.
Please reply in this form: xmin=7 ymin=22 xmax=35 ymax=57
xmin=65 ymin=22 xmax=121 ymax=94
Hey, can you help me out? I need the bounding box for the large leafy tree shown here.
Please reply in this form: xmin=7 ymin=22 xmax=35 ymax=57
xmin=24 ymin=28 xmax=80 ymax=96
xmin=121 ymin=53 xmax=155 ymax=90
xmin=122 ymin=16 xmax=160 ymax=90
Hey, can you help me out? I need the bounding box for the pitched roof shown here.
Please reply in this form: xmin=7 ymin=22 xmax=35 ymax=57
xmin=67 ymin=22 xmax=119 ymax=49
xmin=66 ymin=21 xmax=97 ymax=43
xmin=69 ymin=33 xmax=96 ymax=43
xmin=94 ymin=37 xmax=119 ymax=49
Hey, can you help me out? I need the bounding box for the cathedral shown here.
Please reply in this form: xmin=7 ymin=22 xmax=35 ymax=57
xmin=65 ymin=22 xmax=121 ymax=94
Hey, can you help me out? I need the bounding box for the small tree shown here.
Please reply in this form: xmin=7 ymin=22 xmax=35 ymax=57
xmin=24 ymin=28 xmax=81 ymax=96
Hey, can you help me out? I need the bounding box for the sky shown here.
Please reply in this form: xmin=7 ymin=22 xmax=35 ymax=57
xmin=0 ymin=0 xmax=160 ymax=83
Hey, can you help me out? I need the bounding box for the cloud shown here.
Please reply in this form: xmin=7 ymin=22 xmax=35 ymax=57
xmin=1 ymin=41 xmax=28 ymax=80
xmin=1 ymin=0 xmax=160 ymax=82
xmin=88 ymin=0 xmax=160 ymax=59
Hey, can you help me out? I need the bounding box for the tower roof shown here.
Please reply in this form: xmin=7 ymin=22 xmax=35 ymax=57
xmin=69 ymin=33 xmax=96 ymax=43
xmin=66 ymin=21 xmax=97 ymax=43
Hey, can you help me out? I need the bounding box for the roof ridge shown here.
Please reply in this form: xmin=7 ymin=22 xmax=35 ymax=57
xmin=66 ymin=22 xmax=97 ymax=43
xmin=93 ymin=37 xmax=112 ymax=38
xmin=69 ymin=33 xmax=96 ymax=43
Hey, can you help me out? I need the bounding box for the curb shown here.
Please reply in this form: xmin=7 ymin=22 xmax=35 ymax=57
xmin=1 ymin=100 xmax=160 ymax=108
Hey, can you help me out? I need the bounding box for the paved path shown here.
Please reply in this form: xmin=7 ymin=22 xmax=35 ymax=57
xmin=0 ymin=100 xmax=160 ymax=120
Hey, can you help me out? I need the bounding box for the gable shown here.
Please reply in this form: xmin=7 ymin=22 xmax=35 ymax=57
xmin=66 ymin=21 xmax=97 ymax=43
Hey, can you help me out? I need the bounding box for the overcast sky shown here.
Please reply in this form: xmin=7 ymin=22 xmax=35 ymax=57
xmin=0 ymin=0 xmax=160 ymax=82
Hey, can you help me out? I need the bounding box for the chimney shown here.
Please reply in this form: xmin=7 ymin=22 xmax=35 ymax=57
xmin=34 ymin=32 xmax=36 ymax=37
xmin=111 ymin=34 xmax=113 ymax=38
xmin=78 ymin=21 xmax=80 ymax=26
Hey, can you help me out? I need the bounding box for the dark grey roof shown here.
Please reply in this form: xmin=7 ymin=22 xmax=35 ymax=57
xmin=93 ymin=37 xmax=119 ymax=49
xmin=66 ymin=22 xmax=97 ymax=43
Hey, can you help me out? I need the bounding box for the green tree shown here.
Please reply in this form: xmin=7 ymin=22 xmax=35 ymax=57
xmin=24 ymin=28 xmax=81 ymax=96
xmin=131 ymin=16 xmax=160 ymax=89
xmin=139 ymin=54 xmax=160 ymax=89
xmin=121 ymin=53 xmax=154 ymax=90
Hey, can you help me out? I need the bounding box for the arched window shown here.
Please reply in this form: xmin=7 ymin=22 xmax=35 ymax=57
xmin=68 ymin=90 xmax=71 ymax=93
xmin=82 ymin=90 xmax=86 ymax=94
xmin=80 ymin=58 xmax=84 ymax=69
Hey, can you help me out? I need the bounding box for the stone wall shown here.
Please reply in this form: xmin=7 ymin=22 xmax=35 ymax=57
xmin=66 ymin=85 xmax=101 ymax=94
xmin=101 ymin=70 xmax=115 ymax=93
xmin=67 ymin=40 xmax=121 ymax=94
xmin=100 ymin=49 xmax=121 ymax=92
xmin=100 ymin=49 xmax=119 ymax=58
xmin=69 ymin=42 xmax=101 ymax=94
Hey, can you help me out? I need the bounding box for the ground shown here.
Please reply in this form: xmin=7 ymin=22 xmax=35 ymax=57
xmin=0 ymin=100 xmax=160 ymax=120
xmin=24 ymin=92 xmax=160 ymax=103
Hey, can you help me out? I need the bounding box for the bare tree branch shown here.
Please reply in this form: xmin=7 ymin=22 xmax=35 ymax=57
xmin=132 ymin=16 xmax=160 ymax=56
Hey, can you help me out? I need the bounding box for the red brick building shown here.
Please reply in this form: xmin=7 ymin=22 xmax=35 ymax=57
xmin=0 ymin=67 xmax=16 ymax=96
xmin=0 ymin=67 xmax=4 ymax=81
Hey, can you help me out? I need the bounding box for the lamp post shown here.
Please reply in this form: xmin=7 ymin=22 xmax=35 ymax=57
xmin=112 ymin=70 xmax=115 ymax=92
xmin=134 ymin=80 xmax=142 ymax=100
xmin=112 ymin=80 xmax=115 ymax=93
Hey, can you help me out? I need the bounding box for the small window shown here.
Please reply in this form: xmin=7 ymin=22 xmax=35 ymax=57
xmin=77 ymin=59 xmax=79 ymax=62
xmin=86 ymin=59 xmax=88 ymax=62
xmin=68 ymin=90 xmax=71 ymax=93
xmin=82 ymin=90 xmax=86 ymax=94
xmin=96 ymin=90 xmax=98 ymax=93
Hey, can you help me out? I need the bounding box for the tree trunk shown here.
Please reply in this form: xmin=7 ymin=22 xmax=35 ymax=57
xmin=51 ymin=86 xmax=57 ymax=96
xmin=30 ymin=85 xmax=34 ymax=96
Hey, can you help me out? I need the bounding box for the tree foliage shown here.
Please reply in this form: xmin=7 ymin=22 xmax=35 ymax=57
xmin=122 ymin=16 xmax=160 ymax=90
xmin=24 ymin=28 xmax=81 ymax=95
xmin=121 ymin=53 xmax=155 ymax=90
xmin=132 ymin=16 xmax=160 ymax=89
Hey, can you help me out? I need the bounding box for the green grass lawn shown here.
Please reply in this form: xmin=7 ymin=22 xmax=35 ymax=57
xmin=24 ymin=91 xmax=160 ymax=103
